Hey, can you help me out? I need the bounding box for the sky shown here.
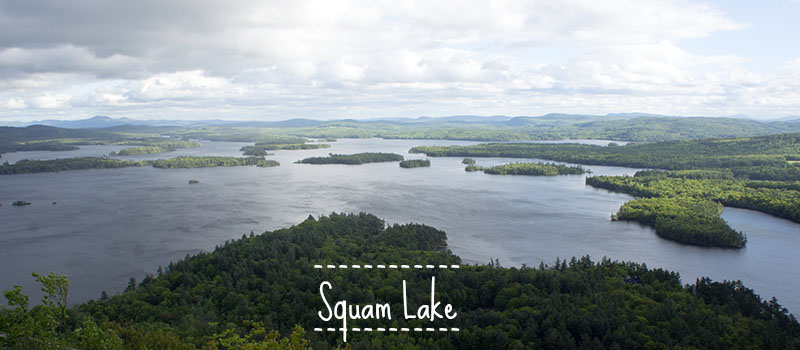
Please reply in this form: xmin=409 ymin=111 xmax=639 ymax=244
xmin=0 ymin=0 xmax=799 ymax=122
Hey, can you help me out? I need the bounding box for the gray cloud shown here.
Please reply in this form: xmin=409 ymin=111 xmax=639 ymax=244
xmin=1 ymin=0 xmax=797 ymax=121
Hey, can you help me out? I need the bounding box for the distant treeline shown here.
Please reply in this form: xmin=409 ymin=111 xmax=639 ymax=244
xmin=0 ymin=156 xmax=279 ymax=174
xmin=297 ymin=152 xmax=403 ymax=165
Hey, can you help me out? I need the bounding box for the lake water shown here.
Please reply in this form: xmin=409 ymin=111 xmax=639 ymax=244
xmin=1 ymin=139 xmax=798 ymax=314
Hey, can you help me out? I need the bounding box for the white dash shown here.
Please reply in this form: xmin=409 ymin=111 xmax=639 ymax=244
xmin=439 ymin=265 xmax=448 ymax=268
xmin=363 ymin=328 xmax=372 ymax=331
xmin=377 ymin=265 xmax=386 ymax=268
xmin=438 ymin=328 xmax=448 ymax=332
xmin=339 ymin=264 xmax=348 ymax=269
xmin=352 ymin=265 xmax=361 ymax=269
xmin=327 ymin=265 xmax=336 ymax=269
xmin=352 ymin=328 xmax=360 ymax=332
xmin=389 ymin=265 xmax=398 ymax=269
xmin=401 ymin=328 xmax=410 ymax=332
xmin=451 ymin=265 xmax=460 ymax=269
xmin=314 ymin=328 xmax=323 ymax=331
xmin=327 ymin=328 xmax=336 ymax=332
xmin=451 ymin=328 xmax=460 ymax=331
xmin=388 ymin=328 xmax=397 ymax=332
xmin=414 ymin=328 xmax=423 ymax=332
xmin=426 ymin=265 xmax=435 ymax=268
xmin=313 ymin=265 xmax=323 ymax=269
xmin=377 ymin=328 xmax=385 ymax=331
xmin=426 ymin=328 xmax=435 ymax=332
xmin=364 ymin=265 xmax=373 ymax=268
xmin=413 ymin=265 xmax=423 ymax=269
xmin=401 ymin=264 xmax=410 ymax=269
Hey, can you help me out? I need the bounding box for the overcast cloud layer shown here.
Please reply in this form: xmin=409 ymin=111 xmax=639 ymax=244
xmin=0 ymin=0 xmax=798 ymax=121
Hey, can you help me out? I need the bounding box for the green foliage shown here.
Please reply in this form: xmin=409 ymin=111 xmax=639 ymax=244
xmin=204 ymin=323 xmax=310 ymax=350
xmin=0 ymin=273 xmax=73 ymax=348
xmin=298 ymin=153 xmax=404 ymax=165
xmin=189 ymin=179 xmax=200 ymax=184
xmin=461 ymin=158 xmax=475 ymax=165
xmin=483 ymin=162 xmax=587 ymax=176
xmin=399 ymin=159 xmax=431 ymax=168
xmin=12 ymin=200 xmax=31 ymax=206
xmin=73 ymin=319 xmax=124 ymax=350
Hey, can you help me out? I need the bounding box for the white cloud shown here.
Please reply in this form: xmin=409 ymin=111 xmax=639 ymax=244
xmin=0 ymin=0 xmax=796 ymax=121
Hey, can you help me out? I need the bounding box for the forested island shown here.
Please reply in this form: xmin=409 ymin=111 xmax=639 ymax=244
xmin=298 ymin=152 xmax=404 ymax=165
xmin=483 ymin=162 xmax=587 ymax=176
xmin=110 ymin=140 xmax=202 ymax=156
xmin=0 ymin=156 xmax=279 ymax=174
xmin=1 ymin=213 xmax=798 ymax=349
xmin=399 ymin=159 xmax=431 ymax=168
xmin=413 ymin=133 xmax=800 ymax=248
xmin=240 ymin=136 xmax=331 ymax=156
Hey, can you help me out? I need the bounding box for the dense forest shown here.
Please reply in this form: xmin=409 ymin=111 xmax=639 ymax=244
xmin=298 ymin=153 xmax=404 ymax=165
xmin=483 ymin=162 xmax=587 ymax=176
xmin=399 ymin=159 xmax=431 ymax=168
xmin=0 ymin=156 xmax=279 ymax=174
xmin=2 ymin=213 xmax=798 ymax=349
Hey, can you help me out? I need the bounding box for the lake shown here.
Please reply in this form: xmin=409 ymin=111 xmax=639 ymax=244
xmin=1 ymin=138 xmax=798 ymax=314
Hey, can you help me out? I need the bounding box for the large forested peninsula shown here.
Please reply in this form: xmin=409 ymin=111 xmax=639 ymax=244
xmin=0 ymin=156 xmax=278 ymax=174
xmin=298 ymin=152 xmax=404 ymax=165
xmin=410 ymin=133 xmax=800 ymax=174
xmin=412 ymin=133 xmax=800 ymax=248
xmin=1 ymin=213 xmax=798 ymax=349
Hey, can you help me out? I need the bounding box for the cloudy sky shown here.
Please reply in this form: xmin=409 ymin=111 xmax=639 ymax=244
xmin=0 ymin=0 xmax=798 ymax=122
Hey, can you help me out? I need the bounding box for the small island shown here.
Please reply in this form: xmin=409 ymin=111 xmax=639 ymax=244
xmin=484 ymin=162 xmax=588 ymax=176
xmin=462 ymin=158 xmax=476 ymax=165
xmin=188 ymin=179 xmax=199 ymax=184
xmin=12 ymin=200 xmax=31 ymax=206
xmin=151 ymin=156 xmax=279 ymax=169
xmin=399 ymin=159 xmax=431 ymax=168
xmin=465 ymin=164 xmax=486 ymax=172
xmin=240 ymin=136 xmax=331 ymax=156
xmin=297 ymin=152 xmax=404 ymax=165
xmin=110 ymin=140 xmax=202 ymax=156
xmin=464 ymin=162 xmax=588 ymax=175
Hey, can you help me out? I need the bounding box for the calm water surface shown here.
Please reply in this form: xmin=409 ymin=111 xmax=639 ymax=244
xmin=1 ymin=139 xmax=798 ymax=314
